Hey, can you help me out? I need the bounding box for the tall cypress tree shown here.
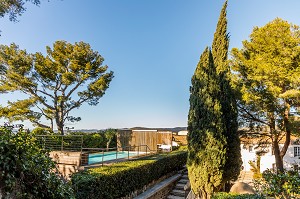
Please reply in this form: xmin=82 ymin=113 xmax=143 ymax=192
xmin=187 ymin=47 xmax=227 ymax=199
xmin=188 ymin=1 xmax=242 ymax=197
xmin=212 ymin=0 xmax=228 ymax=72
xmin=211 ymin=0 xmax=242 ymax=184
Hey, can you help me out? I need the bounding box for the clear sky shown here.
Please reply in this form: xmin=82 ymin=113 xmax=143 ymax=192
xmin=1 ymin=0 xmax=300 ymax=130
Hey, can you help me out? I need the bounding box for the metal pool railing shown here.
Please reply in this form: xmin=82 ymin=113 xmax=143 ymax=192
xmin=36 ymin=135 xmax=83 ymax=152
xmin=81 ymin=145 xmax=157 ymax=166
xmin=35 ymin=135 xmax=159 ymax=167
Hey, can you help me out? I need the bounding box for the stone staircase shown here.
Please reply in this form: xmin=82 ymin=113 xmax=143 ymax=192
xmin=166 ymin=170 xmax=190 ymax=199
xmin=237 ymin=171 xmax=254 ymax=184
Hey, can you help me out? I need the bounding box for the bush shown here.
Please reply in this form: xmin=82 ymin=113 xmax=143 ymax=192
xmin=69 ymin=130 xmax=117 ymax=149
xmin=71 ymin=149 xmax=187 ymax=199
xmin=253 ymin=169 xmax=300 ymax=198
xmin=212 ymin=192 xmax=265 ymax=199
xmin=0 ymin=127 xmax=75 ymax=199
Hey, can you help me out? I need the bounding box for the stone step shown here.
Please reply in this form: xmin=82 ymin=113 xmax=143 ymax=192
xmin=171 ymin=189 xmax=185 ymax=197
xmin=181 ymin=175 xmax=189 ymax=180
xmin=178 ymin=179 xmax=189 ymax=184
xmin=134 ymin=174 xmax=181 ymax=199
xmin=167 ymin=195 xmax=185 ymax=199
xmin=175 ymin=183 xmax=185 ymax=189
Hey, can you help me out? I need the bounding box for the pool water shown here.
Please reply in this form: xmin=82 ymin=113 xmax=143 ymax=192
xmin=88 ymin=151 xmax=139 ymax=164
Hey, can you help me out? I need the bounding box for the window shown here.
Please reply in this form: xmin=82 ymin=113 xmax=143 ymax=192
xmin=294 ymin=147 xmax=300 ymax=157
xmin=249 ymin=145 xmax=253 ymax=152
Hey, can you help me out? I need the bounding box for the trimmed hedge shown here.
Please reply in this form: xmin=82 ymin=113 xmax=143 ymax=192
xmin=212 ymin=192 xmax=265 ymax=199
xmin=71 ymin=150 xmax=187 ymax=199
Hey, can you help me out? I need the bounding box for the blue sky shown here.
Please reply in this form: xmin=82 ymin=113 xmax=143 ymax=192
xmin=1 ymin=0 xmax=300 ymax=130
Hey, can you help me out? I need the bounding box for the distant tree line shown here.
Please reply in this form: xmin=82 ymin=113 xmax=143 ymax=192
xmin=33 ymin=127 xmax=118 ymax=150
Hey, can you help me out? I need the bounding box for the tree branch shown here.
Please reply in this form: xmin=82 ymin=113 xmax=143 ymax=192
xmin=65 ymin=96 xmax=90 ymax=115
xmin=36 ymin=89 xmax=55 ymax=99
xmin=26 ymin=87 xmax=54 ymax=110
xmin=238 ymin=104 xmax=270 ymax=126
xmin=66 ymin=80 xmax=84 ymax=99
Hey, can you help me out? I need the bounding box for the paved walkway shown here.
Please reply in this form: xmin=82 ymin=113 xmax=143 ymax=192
xmin=237 ymin=171 xmax=254 ymax=184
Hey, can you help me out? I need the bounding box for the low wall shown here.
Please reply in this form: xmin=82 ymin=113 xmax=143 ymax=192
xmin=49 ymin=151 xmax=84 ymax=177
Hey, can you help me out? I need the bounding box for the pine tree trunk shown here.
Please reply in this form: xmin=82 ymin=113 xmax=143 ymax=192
xmin=273 ymin=105 xmax=291 ymax=173
xmin=56 ymin=94 xmax=65 ymax=135
xmin=280 ymin=104 xmax=291 ymax=166
xmin=57 ymin=121 xmax=64 ymax=135
xmin=56 ymin=110 xmax=64 ymax=135
xmin=50 ymin=119 xmax=53 ymax=131
xmin=273 ymin=140 xmax=284 ymax=172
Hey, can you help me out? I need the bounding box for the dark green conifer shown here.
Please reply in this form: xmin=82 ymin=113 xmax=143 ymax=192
xmin=212 ymin=0 xmax=242 ymax=184
xmin=212 ymin=0 xmax=229 ymax=72
xmin=187 ymin=47 xmax=227 ymax=199
xmin=187 ymin=1 xmax=241 ymax=197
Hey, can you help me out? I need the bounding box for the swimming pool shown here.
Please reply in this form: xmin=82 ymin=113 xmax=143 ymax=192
xmin=88 ymin=151 xmax=141 ymax=165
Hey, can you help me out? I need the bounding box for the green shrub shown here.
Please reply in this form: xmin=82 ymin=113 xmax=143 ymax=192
xmin=69 ymin=130 xmax=117 ymax=149
xmin=71 ymin=150 xmax=187 ymax=199
xmin=212 ymin=192 xmax=265 ymax=199
xmin=0 ymin=127 xmax=75 ymax=199
xmin=32 ymin=127 xmax=55 ymax=135
xmin=253 ymin=169 xmax=300 ymax=198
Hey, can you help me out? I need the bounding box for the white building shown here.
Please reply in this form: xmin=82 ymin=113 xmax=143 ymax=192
xmin=241 ymin=140 xmax=300 ymax=172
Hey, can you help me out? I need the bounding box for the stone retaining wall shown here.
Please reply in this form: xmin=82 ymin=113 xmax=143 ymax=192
xmin=49 ymin=151 xmax=83 ymax=178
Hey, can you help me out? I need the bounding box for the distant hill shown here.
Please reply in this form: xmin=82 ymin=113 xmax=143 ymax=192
xmin=55 ymin=127 xmax=187 ymax=133
xmin=130 ymin=127 xmax=187 ymax=133
xmin=54 ymin=129 xmax=100 ymax=133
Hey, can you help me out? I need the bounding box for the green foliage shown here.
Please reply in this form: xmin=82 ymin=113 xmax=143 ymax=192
xmin=0 ymin=0 xmax=40 ymax=22
xmin=0 ymin=127 xmax=74 ymax=198
xmin=69 ymin=129 xmax=117 ymax=148
xmin=84 ymin=133 xmax=106 ymax=148
xmin=71 ymin=150 xmax=187 ymax=199
xmin=68 ymin=131 xmax=106 ymax=148
xmin=211 ymin=0 xmax=241 ymax=184
xmin=212 ymin=192 xmax=264 ymax=199
xmin=253 ymin=169 xmax=300 ymax=198
xmin=212 ymin=0 xmax=229 ymax=72
xmin=104 ymin=128 xmax=117 ymax=150
xmin=188 ymin=47 xmax=227 ymax=198
xmin=0 ymin=41 xmax=114 ymax=134
xmin=248 ymin=156 xmax=262 ymax=179
xmin=31 ymin=126 xmax=55 ymax=135
xmin=231 ymin=18 xmax=300 ymax=171
xmin=188 ymin=1 xmax=240 ymax=198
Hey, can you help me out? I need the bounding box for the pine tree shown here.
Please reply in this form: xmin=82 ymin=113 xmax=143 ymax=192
xmin=0 ymin=41 xmax=114 ymax=135
xmin=187 ymin=47 xmax=227 ymax=199
xmin=231 ymin=18 xmax=300 ymax=172
xmin=211 ymin=0 xmax=242 ymax=184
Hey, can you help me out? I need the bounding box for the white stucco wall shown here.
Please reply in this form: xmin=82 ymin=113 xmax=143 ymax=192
xmin=260 ymin=154 xmax=275 ymax=171
xmin=240 ymin=144 xmax=257 ymax=171
xmin=241 ymin=143 xmax=300 ymax=172
xmin=283 ymin=144 xmax=300 ymax=170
